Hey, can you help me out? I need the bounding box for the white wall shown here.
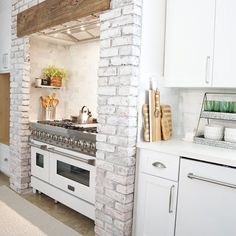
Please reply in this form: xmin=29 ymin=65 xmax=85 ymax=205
xmin=138 ymin=0 xmax=181 ymax=141
xmin=29 ymin=37 xmax=99 ymax=121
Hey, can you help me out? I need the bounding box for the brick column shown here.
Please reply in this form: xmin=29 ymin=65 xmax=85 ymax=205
xmin=96 ymin=0 xmax=143 ymax=235
xmin=10 ymin=0 xmax=44 ymax=193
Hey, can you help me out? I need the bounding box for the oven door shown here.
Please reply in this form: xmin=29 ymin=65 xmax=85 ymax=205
xmin=31 ymin=146 xmax=50 ymax=182
xmin=49 ymin=152 xmax=95 ymax=204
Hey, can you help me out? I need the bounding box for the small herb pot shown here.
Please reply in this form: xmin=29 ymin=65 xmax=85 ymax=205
xmin=35 ymin=78 xmax=42 ymax=87
xmin=51 ymin=76 xmax=62 ymax=87
xmin=41 ymin=78 xmax=51 ymax=86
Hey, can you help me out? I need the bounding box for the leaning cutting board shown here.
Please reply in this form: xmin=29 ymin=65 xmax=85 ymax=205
xmin=161 ymin=105 xmax=172 ymax=140
xmin=148 ymin=89 xmax=161 ymax=142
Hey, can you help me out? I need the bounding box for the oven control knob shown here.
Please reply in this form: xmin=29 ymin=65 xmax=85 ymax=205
xmin=68 ymin=138 xmax=73 ymax=145
xmin=78 ymin=140 xmax=83 ymax=149
xmin=46 ymin=133 xmax=50 ymax=139
xmin=84 ymin=141 xmax=91 ymax=150
xmin=53 ymin=135 xmax=58 ymax=141
xmin=58 ymin=136 xmax=63 ymax=142
xmin=41 ymin=132 xmax=46 ymax=137
xmin=32 ymin=130 xmax=37 ymax=136
xmin=63 ymin=137 xmax=69 ymax=144
xmin=38 ymin=131 xmax=42 ymax=137
xmin=91 ymin=143 xmax=96 ymax=151
xmin=73 ymin=140 xmax=78 ymax=146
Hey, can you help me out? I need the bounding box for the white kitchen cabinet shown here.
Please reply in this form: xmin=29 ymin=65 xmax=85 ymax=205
xmin=213 ymin=0 xmax=236 ymax=87
xmin=135 ymin=149 xmax=179 ymax=236
xmin=136 ymin=173 xmax=177 ymax=236
xmin=175 ymin=158 xmax=236 ymax=236
xmin=164 ymin=0 xmax=215 ymax=87
xmin=0 ymin=143 xmax=9 ymax=176
xmin=0 ymin=0 xmax=11 ymax=72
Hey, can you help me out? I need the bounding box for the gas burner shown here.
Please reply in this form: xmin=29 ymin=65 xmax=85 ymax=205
xmin=37 ymin=120 xmax=97 ymax=133
xmin=32 ymin=121 xmax=97 ymax=156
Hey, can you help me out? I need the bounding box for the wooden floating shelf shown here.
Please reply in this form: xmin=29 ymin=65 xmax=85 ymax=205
xmin=35 ymin=85 xmax=61 ymax=89
xmin=201 ymin=111 xmax=236 ymax=121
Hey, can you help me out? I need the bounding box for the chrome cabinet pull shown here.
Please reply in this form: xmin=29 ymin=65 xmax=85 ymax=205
xmin=30 ymin=142 xmax=95 ymax=165
xmin=152 ymin=162 xmax=166 ymax=169
xmin=169 ymin=185 xmax=175 ymax=213
xmin=188 ymin=173 xmax=236 ymax=189
xmin=205 ymin=56 xmax=211 ymax=84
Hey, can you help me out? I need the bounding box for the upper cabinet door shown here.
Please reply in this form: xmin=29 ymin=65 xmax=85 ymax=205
xmin=164 ymin=0 xmax=215 ymax=87
xmin=213 ymin=0 xmax=236 ymax=87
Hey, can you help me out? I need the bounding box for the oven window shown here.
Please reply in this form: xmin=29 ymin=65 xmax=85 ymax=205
xmin=36 ymin=153 xmax=44 ymax=168
xmin=57 ymin=161 xmax=90 ymax=187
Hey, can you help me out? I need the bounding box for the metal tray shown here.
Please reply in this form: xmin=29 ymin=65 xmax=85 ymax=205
xmin=194 ymin=136 xmax=236 ymax=150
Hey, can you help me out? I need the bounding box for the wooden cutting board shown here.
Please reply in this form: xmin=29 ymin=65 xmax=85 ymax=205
xmin=161 ymin=105 xmax=172 ymax=140
xmin=148 ymin=89 xmax=161 ymax=142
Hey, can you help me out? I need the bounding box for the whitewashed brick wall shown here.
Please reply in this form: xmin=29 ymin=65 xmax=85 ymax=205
xmin=96 ymin=0 xmax=142 ymax=235
xmin=10 ymin=1 xmax=143 ymax=235
xmin=10 ymin=0 xmax=45 ymax=193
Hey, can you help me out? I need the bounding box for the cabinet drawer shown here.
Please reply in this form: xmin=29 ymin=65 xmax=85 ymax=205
xmin=139 ymin=149 xmax=180 ymax=181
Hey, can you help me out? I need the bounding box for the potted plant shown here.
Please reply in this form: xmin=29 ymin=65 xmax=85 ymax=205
xmin=42 ymin=66 xmax=67 ymax=87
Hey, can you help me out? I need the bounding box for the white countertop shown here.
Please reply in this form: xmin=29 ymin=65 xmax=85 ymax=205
xmin=137 ymin=139 xmax=236 ymax=167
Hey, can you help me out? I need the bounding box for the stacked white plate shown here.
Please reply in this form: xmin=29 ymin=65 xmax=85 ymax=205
xmin=204 ymin=125 xmax=224 ymax=141
xmin=225 ymin=128 xmax=236 ymax=143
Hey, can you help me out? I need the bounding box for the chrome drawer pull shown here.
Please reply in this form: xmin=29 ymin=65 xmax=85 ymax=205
xmin=169 ymin=185 xmax=175 ymax=213
xmin=47 ymin=148 xmax=95 ymax=165
xmin=152 ymin=162 xmax=166 ymax=169
xmin=188 ymin=173 xmax=236 ymax=189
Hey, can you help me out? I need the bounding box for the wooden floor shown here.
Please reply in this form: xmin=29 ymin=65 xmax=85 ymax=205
xmin=0 ymin=172 xmax=95 ymax=236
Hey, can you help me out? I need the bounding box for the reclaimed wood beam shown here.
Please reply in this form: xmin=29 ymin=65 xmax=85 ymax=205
xmin=17 ymin=0 xmax=110 ymax=37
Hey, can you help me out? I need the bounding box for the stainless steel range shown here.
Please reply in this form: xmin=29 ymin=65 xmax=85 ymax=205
xmin=30 ymin=120 xmax=97 ymax=220
xmin=30 ymin=120 xmax=97 ymax=156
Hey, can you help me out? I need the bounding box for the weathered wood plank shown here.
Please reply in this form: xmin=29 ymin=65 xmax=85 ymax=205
xmin=17 ymin=0 xmax=110 ymax=37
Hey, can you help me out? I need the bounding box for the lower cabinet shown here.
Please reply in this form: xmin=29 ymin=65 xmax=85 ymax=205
xmin=135 ymin=148 xmax=236 ymax=236
xmin=135 ymin=149 xmax=179 ymax=236
xmin=136 ymin=173 xmax=178 ymax=236
xmin=175 ymin=158 xmax=236 ymax=236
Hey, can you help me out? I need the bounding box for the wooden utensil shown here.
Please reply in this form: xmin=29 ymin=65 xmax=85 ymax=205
xmin=155 ymin=89 xmax=162 ymax=141
xmin=148 ymin=89 xmax=162 ymax=142
xmin=142 ymin=104 xmax=150 ymax=142
xmin=52 ymin=99 xmax=59 ymax=108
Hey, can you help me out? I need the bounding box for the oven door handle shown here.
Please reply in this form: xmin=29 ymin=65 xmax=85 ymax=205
xmin=29 ymin=142 xmax=48 ymax=150
xmin=47 ymin=147 xmax=95 ymax=166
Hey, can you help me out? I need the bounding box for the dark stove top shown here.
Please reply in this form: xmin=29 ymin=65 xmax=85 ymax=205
xmin=37 ymin=120 xmax=98 ymax=133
